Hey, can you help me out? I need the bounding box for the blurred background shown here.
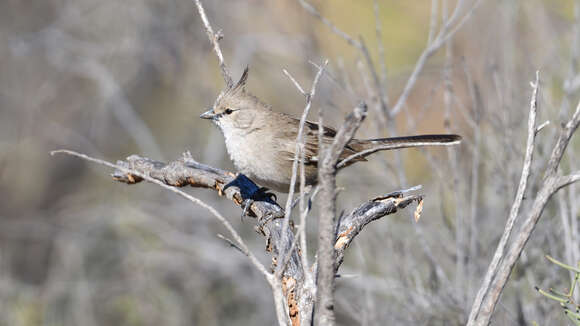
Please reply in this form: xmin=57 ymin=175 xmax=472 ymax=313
xmin=1 ymin=0 xmax=579 ymax=325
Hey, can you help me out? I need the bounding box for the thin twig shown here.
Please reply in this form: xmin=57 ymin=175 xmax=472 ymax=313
xmin=359 ymin=38 xmax=390 ymax=121
xmin=283 ymin=69 xmax=307 ymax=96
xmin=50 ymin=149 xmax=272 ymax=280
xmin=296 ymin=0 xmax=361 ymax=49
xmin=192 ymin=0 xmax=233 ymax=87
xmin=309 ymin=60 xmax=359 ymax=105
xmin=535 ymin=120 xmax=550 ymax=134
xmin=428 ymin=0 xmax=440 ymax=45
xmin=217 ymin=233 xmax=245 ymax=254
xmin=278 ymin=61 xmax=328 ymax=279
xmin=556 ymin=171 xmax=580 ymax=191
xmin=372 ymin=0 xmax=388 ymax=92
xmin=469 ymin=84 xmax=580 ymax=326
xmin=390 ymin=0 xmax=483 ymax=116
xmin=467 ymin=71 xmax=540 ymax=325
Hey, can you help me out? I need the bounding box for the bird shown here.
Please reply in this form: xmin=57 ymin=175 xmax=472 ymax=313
xmin=200 ymin=68 xmax=461 ymax=193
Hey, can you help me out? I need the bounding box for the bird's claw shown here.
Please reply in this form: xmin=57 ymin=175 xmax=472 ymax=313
xmin=257 ymin=187 xmax=277 ymax=202
xmin=241 ymin=198 xmax=253 ymax=222
xmin=240 ymin=187 xmax=277 ymax=221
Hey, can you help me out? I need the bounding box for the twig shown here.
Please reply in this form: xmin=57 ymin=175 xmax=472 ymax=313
xmin=217 ymin=233 xmax=245 ymax=254
xmin=50 ymin=149 xmax=271 ymax=280
xmin=296 ymin=0 xmax=361 ymax=49
xmin=372 ymin=0 xmax=388 ymax=89
xmin=535 ymin=120 xmax=550 ymax=134
xmin=334 ymin=187 xmax=423 ymax=270
xmin=463 ymin=50 xmax=482 ymax=308
xmin=50 ymin=147 xmax=424 ymax=326
xmin=467 ymin=71 xmax=540 ymax=325
xmin=428 ymin=0 xmax=440 ymax=45
xmin=278 ymin=61 xmax=328 ymax=279
xmin=390 ymin=0 xmax=483 ymax=116
xmin=469 ymin=85 xmax=580 ymax=326
xmin=316 ymin=102 xmax=368 ymax=325
xmin=309 ymin=60 xmax=358 ymax=105
xmin=555 ymin=171 xmax=580 ymax=191
xmin=283 ymin=69 xmax=307 ymax=96
xmin=359 ymin=38 xmax=390 ymax=121
xmin=192 ymin=0 xmax=233 ymax=87
xmin=297 ymin=0 xmax=391 ymax=125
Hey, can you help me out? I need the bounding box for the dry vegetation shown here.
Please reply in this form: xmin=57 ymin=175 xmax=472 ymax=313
xmin=1 ymin=0 xmax=579 ymax=325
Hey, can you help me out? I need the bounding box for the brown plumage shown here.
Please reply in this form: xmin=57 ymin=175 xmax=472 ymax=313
xmin=200 ymin=68 xmax=461 ymax=192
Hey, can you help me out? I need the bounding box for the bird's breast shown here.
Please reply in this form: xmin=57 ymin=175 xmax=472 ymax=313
xmin=221 ymin=128 xmax=311 ymax=192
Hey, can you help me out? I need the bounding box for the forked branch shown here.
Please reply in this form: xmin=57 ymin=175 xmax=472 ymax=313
xmin=51 ymin=149 xmax=423 ymax=326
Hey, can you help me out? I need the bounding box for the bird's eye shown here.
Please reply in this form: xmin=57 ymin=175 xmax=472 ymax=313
xmin=224 ymin=108 xmax=233 ymax=114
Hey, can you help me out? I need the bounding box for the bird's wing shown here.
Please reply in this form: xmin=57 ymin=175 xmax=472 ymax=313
xmin=277 ymin=120 xmax=365 ymax=166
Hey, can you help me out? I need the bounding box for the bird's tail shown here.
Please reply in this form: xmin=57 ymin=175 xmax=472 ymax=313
xmin=355 ymin=134 xmax=462 ymax=150
xmin=341 ymin=134 xmax=461 ymax=167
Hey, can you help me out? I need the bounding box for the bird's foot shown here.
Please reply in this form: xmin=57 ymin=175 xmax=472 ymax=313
xmin=240 ymin=187 xmax=277 ymax=221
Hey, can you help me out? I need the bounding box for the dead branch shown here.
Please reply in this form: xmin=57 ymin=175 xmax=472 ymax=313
xmin=278 ymin=61 xmax=327 ymax=280
xmin=467 ymin=71 xmax=541 ymax=324
xmin=316 ymin=102 xmax=368 ymax=325
xmin=50 ymin=149 xmax=421 ymax=326
xmin=192 ymin=0 xmax=233 ymax=87
xmin=468 ymin=76 xmax=580 ymax=325
xmin=334 ymin=189 xmax=423 ymax=271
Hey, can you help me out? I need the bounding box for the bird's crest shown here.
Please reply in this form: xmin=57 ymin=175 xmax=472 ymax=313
xmin=214 ymin=67 xmax=249 ymax=107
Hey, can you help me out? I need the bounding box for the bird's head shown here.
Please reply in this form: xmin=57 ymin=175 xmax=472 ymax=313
xmin=200 ymin=67 xmax=269 ymax=131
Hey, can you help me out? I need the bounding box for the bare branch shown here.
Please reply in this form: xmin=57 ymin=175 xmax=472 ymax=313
xmin=372 ymin=0 xmax=388 ymax=89
xmin=545 ymin=100 xmax=580 ymax=177
xmin=309 ymin=60 xmax=359 ymax=105
xmin=469 ymin=84 xmax=580 ymax=326
xmin=428 ymin=0 xmax=440 ymax=45
xmin=555 ymin=171 xmax=580 ymax=191
xmin=390 ymin=0 xmax=483 ymax=116
xmin=467 ymin=71 xmax=540 ymax=325
xmin=278 ymin=61 xmax=327 ymax=280
xmin=334 ymin=188 xmax=423 ymax=270
xmin=296 ymin=0 xmax=361 ymax=49
xmin=51 ymin=148 xmax=425 ymax=326
xmin=535 ymin=120 xmax=550 ymax=134
xmin=316 ymin=102 xmax=368 ymax=325
xmin=217 ymin=233 xmax=245 ymax=254
xmin=192 ymin=0 xmax=233 ymax=87
xmin=50 ymin=149 xmax=271 ymax=279
xmin=359 ymin=38 xmax=390 ymax=120
xmin=283 ymin=69 xmax=307 ymax=96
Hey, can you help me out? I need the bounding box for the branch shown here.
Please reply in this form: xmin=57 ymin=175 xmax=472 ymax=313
xmin=468 ymin=84 xmax=580 ymax=325
xmin=556 ymin=171 xmax=580 ymax=191
xmin=50 ymin=150 xmax=272 ymax=279
xmin=192 ymin=0 xmax=233 ymax=87
xmin=296 ymin=0 xmax=361 ymax=49
xmin=390 ymin=0 xmax=483 ymax=116
xmin=372 ymin=0 xmax=388 ymax=90
xmin=278 ymin=61 xmax=328 ymax=280
xmin=334 ymin=187 xmax=423 ymax=271
xmin=467 ymin=71 xmax=540 ymax=325
xmin=51 ymin=148 xmax=423 ymax=326
xmin=298 ymin=0 xmax=483 ymax=120
xmin=316 ymin=102 xmax=368 ymax=325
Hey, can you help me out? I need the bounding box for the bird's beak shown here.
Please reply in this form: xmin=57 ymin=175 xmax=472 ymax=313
xmin=200 ymin=109 xmax=216 ymax=120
